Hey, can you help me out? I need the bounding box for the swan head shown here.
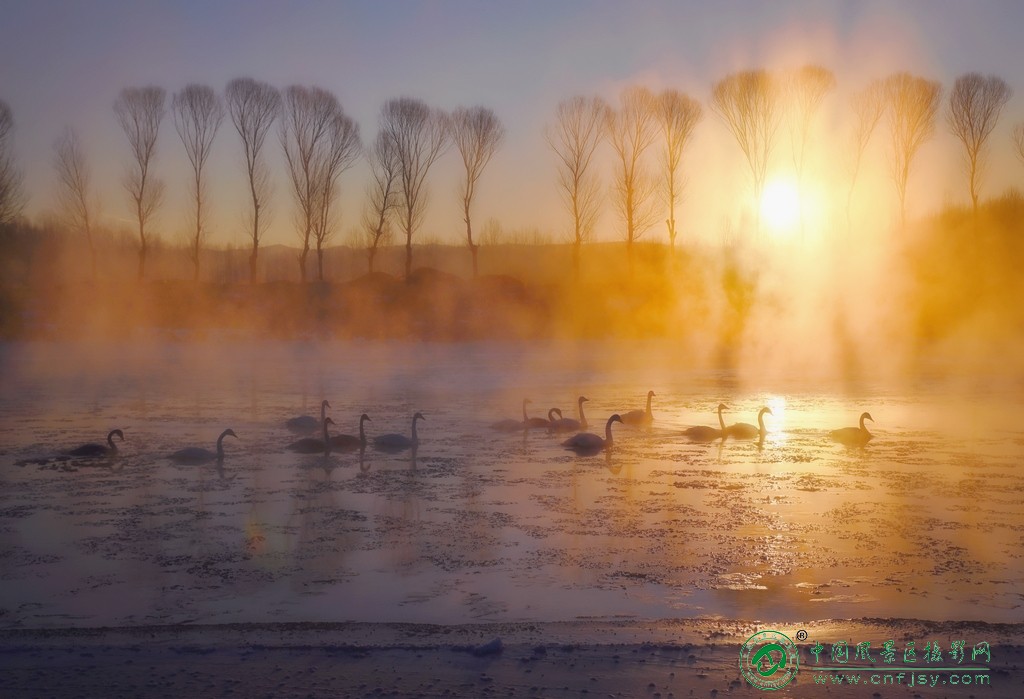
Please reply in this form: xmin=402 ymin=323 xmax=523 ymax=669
xmin=222 ymin=428 xmax=238 ymax=440
xmin=548 ymin=407 xmax=562 ymax=420
xmin=323 ymin=417 xmax=335 ymax=427
xmin=861 ymin=412 xmax=874 ymax=424
xmin=717 ymin=403 xmax=728 ymax=412
xmin=609 ymin=414 xmax=623 ymax=425
xmin=110 ymin=429 xmax=125 ymax=442
xmin=647 ymin=390 xmax=656 ymax=398
xmin=579 ymin=396 xmax=589 ymax=404
xmin=360 ymin=413 xmax=371 ymax=422
xmin=760 ymin=407 xmax=773 ymax=417
xmin=413 ymin=412 xmax=425 ymax=422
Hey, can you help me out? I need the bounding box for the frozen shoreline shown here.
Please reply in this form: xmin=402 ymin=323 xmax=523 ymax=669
xmin=2 ymin=618 xmax=1021 ymax=698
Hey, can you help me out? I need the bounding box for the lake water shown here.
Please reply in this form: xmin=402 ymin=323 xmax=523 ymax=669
xmin=1 ymin=339 xmax=1022 ymax=629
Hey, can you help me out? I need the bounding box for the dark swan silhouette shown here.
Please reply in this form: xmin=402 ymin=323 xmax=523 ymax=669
xmin=68 ymin=429 xmax=124 ymax=457
xmin=725 ymin=407 xmax=772 ymax=441
xmin=288 ymin=417 xmax=335 ymax=454
xmin=525 ymin=400 xmax=556 ymax=429
xmin=286 ymin=399 xmax=330 ymax=435
xmin=549 ymin=396 xmax=589 ymax=433
xmin=683 ymin=403 xmax=728 ymax=442
xmin=374 ymin=412 xmax=424 ymax=452
xmin=562 ymin=414 xmax=623 ymax=453
xmin=330 ymin=414 xmax=371 ymax=451
xmin=170 ymin=429 xmax=238 ymax=464
xmin=620 ymin=390 xmax=655 ymax=426
xmin=830 ymin=412 xmax=874 ymax=447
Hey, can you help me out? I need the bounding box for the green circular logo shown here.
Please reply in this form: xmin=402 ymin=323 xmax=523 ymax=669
xmin=739 ymin=630 xmax=799 ymax=691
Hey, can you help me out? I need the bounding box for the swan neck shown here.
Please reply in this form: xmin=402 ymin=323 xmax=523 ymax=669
xmin=522 ymin=401 xmax=528 ymax=421
xmin=718 ymin=407 xmax=725 ymax=431
xmin=411 ymin=416 xmax=419 ymax=442
xmin=578 ymin=400 xmax=586 ymax=422
xmin=359 ymin=418 xmax=366 ymax=442
xmin=605 ymin=418 xmax=615 ymax=442
xmin=320 ymin=402 xmax=328 ymax=422
xmin=645 ymin=393 xmax=653 ymax=414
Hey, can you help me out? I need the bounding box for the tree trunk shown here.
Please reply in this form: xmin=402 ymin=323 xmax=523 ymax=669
xmin=470 ymin=243 xmax=479 ymax=277
xmin=249 ymin=249 xmax=258 ymax=284
xmin=405 ymin=237 xmax=413 ymax=280
xmin=317 ymin=243 xmax=324 ymax=281
xmin=368 ymin=245 xmax=376 ymax=275
xmin=298 ymin=248 xmax=308 ymax=283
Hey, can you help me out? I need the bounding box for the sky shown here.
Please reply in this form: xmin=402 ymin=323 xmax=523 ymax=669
xmin=2 ymin=0 xmax=1024 ymax=248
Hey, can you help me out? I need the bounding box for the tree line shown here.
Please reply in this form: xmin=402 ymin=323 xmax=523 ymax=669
xmin=1 ymin=67 xmax=1023 ymax=284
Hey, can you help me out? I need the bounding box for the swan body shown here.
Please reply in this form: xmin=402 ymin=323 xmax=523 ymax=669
xmin=524 ymin=399 xmax=555 ymax=429
xmin=288 ymin=417 xmax=335 ymax=454
xmin=725 ymin=407 xmax=772 ymax=441
xmin=286 ymin=400 xmax=330 ymax=435
xmin=374 ymin=412 xmax=424 ymax=452
xmin=683 ymin=403 xmax=727 ymax=442
xmin=68 ymin=429 xmax=124 ymax=457
xmin=562 ymin=414 xmax=622 ymax=453
xmin=830 ymin=412 xmax=874 ymax=447
xmin=490 ymin=398 xmax=530 ymax=432
xmin=620 ymin=390 xmax=655 ymax=426
xmin=170 ymin=428 xmax=238 ymax=464
xmin=330 ymin=414 xmax=371 ymax=451
xmin=549 ymin=396 xmax=589 ymax=433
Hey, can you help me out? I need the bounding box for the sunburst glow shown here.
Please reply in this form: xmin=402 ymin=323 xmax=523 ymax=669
xmin=760 ymin=178 xmax=801 ymax=237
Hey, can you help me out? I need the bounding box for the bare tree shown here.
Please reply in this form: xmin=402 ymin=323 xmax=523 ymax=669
xmin=280 ymin=85 xmax=337 ymax=282
xmin=845 ymin=80 xmax=885 ymax=236
xmin=310 ymin=110 xmax=360 ymax=281
xmin=451 ymin=106 xmax=505 ymax=277
xmin=787 ymin=65 xmax=835 ymax=239
xmin=1015 ymin=122 xmax=1024 ymax=167
xmin=884 ymin=72 xmax=942 ymax=228
xmin=0 ymin=100 xmax=26 ymax=227
xmin=710 ymin=70 xmax=782 ymax=238
xmin=946 ymin=72 xmax=1012 ymax=212
xmin=226 ymin=78 xmax=281 ymax=283
xmin=545 ymin=95 xmax=608 ymax=278
xmin=378 ymin=97 xmax=450 ymax=279
xmin=362 ymin=129 xmax=400 ymax=274
xmin=606 ymin=86 xmax=658 ymax=270
xmin=114 ymin=86 xmax=166 ymax=280
xmin=654 ymin=89 xmax=702 ymax=250
xmin=53 ymin=128 xmax=99 ymax=278
xmin=172 ymin=84 xmax=224 ymax=281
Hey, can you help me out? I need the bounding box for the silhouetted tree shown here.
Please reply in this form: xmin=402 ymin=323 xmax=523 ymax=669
xmin=114 ymin=86 xmax=166 ymax=280
xmin=310 ymin=109 xmax=360 ymax=281
xmin=1014 ymin=122 xmax=1024 ymax=167
xmin=845 ymin=80 xmax=885 ymax=237
xmin=786 ymin=65 xmax=835 ymax=239
xmin=546 ymin=95 xmax=608 ymax=278
xmin=946 ymin=72 xmax=1012 ymax=213
xmin=226 ymin=78 xmax=281 ymax=284
xmin=280 ymin=85 xmax=339 ymax=282
xmin=654 ymin=89 xmax=702 ymax=251
xmin=172 ymin=84 xmax=224 ymax=282
xmin=362 ymin=130 xmax=400 ymax=274
xmin=53 ymin=128 xmax=98 ymax=279
xmin=378 ymin=97 xmax=449 ymax=279
xmin=883 ymin=72 xmax=942 ymax=228
xmin=606 ymin=86 xmax=658 ymax=271
xmin=451 ymin=106 xmax=505 ymax=277
xmin=0 ymin=100 xmax=26 ymax=227
xmin=710 ymin=70 xmax=782 ymax=238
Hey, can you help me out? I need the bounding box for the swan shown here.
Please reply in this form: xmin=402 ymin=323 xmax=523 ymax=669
xmin=330 ymin=414 xmax=371 ymax=451
xmin=170 ymin=428 xmax=238 ymax=464
xmin=830 ymin=412 xmax=874 ymax=446
xmin=683 ymin=403 xmax=727 ymax=442
xmin=288 ymin=417 xmax=335 ymax=454
xmin=562 ymin=414 xmax=623 ymax=453
xmin=549 ymin=396 xmax=589 ymax=433
xmin=68 ymin=429 xmax=124 ymax=457
xmin=374 ymin=412 xmax=424 ymax=452
xmin=725 ymin=407 xmax=772 ymax=441
xmin=490 ymin=398 xmax=530 ymax=432
xmin=525 ymin=400 xmax=555 ymax=429
xmin=286 ymin=399 xmax=330 ymax=435
xmin=620 ymin=390 xmax=655 ymax=426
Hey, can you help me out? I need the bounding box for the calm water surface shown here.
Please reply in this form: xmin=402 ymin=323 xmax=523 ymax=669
xmin=1 ymin=340 xmax=1021 ymax=629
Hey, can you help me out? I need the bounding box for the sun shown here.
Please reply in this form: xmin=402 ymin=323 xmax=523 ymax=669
xmin=760 ymin=178 xmax=801 ymax=237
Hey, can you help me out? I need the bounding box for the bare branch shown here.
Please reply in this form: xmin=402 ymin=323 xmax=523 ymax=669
xmin=451 ymin=105 xmax=505 ymax=276
xmin=173 ymin=84 xmax=224 ymax=281
xmin=606 ymin=86 xmax=659 ymax=255
xmin=226 ymin=77 xmax=281 ymax=283
xmin=362 ymin=130 xmax=400 ymax=274
xmin=1014 ymin=122 xmax=1024 ymax=167
xmin=114 ymin=86 xmax=166 ymax=279
xmin=946 ymin=72 xmax=1012 ymax=211
xmin=845 ymin=79 xmax=885 ymax=236
xmin=0 ymin=100 xmax=27 ymax=226
xmin=654 ymin=89 xmax=703 ymax=248
xmin=884 ymin=72 xmax=942 ymax=227
xmin=53 ymin=128 xmax=98 ymax=278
